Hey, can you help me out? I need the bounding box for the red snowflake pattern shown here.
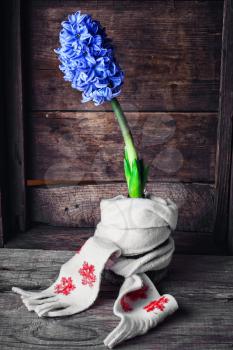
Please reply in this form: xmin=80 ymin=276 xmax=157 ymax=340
xmin=143 ymin=296 xmax=169 ymax=312
xmin=120 ymin=297 xmax=133 ymax=312
xmin=120 ymin=285 xmax=149 ymax=312
xmin=54 ymin=277 xmax=76 ymax=295
xmin=79 ymin=261 xmax=96 ymax=287
xmin=126 ymin=285 xmax=148 ymax=301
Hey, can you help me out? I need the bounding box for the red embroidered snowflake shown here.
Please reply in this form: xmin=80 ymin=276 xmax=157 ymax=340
xmin=126 ymin=285 xmax=148 ymax=301
xmin=144 ymin=296 xmax=169 ymax=313
xmin=120 ymin=297 xmax=133 ymax=312
xmin=120 ymin=285 xmax=149 ymax=312
xmin=79 ymin=261 xmax=96 ymax=287
xmin=54 ymin=277 xmax=76 ymax=295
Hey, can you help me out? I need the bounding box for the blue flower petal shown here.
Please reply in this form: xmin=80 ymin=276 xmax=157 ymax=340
xmin=55 ymin=10 xmax=124 ymax=105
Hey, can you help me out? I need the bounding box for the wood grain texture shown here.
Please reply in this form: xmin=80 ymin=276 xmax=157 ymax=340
xmin=28 ymin=183 xmax=215 ymax=232
xmin=223 ymin=0 xmax=233 ymax=253
xmin=27 ymin=112 xmax=218 ymax=183
xmin=0 ymin=6 xmax=5 ymax=247
xmin=214 ymin=0 xmax=233 ymax=246
xmin=27 ymin=0 xmax=223 ymax=111
xmin=3 ymin=0 xmax=27 ymax=233
xmin=5 ymin=224 xmax=226 ymax=255
xmin=0 ymin=249 xmax=233 ymax=349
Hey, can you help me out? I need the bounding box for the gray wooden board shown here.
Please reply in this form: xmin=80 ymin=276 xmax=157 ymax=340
xmin=28 ymin=182 xmax=215 ymax=232
xmin=3 ymin=0 xmax=27 ymax=233
xmin=214 ymin=0 xmax=233 ymax=245
xmin=28 ymin=112 xmax=218 ymax=183
xmin=0 ymin=249 xmax=233 ymax=349
xmin=28 ymin=0 xmax=223 ymax=112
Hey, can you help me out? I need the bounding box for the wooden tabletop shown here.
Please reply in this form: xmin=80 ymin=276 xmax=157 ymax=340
xmin=0 ymin=248 xmax=233 ymax=349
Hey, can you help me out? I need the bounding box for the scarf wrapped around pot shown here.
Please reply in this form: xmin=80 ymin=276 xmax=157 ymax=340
xmin=12 ymin=194 xmax=178 ymax=349
xmin=96 ymin=194 xmax=178 ymax=347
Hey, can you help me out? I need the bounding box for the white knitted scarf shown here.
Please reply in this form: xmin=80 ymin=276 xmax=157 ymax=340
xmin=13 ymin=194 xmax=179 ymax=348
xmin=96 ymin=194 xmax=178 ymax=347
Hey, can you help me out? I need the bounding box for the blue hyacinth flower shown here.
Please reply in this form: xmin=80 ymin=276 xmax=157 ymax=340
xmin=55 ymin=11 xmax=124 ymax=106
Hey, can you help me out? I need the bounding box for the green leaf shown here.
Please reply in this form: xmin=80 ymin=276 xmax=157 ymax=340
xmin=124 ymin=150 xmax=149 ymax=198
xmin=129 ymin=159 xmax=142 ymax=197
xmin=124 ymin=146 xmax=130 ymax=165
xmin=124 ymin=157 xmax=131 ymax=188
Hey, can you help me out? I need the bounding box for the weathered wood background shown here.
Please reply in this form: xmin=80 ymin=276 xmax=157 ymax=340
xmin=20 ymin=0 xmax=224 ymax=248
xmin=27 ymin=0 xmax=222 ymax=111
xmin=2 ymin=2 xmax=233 ymax=348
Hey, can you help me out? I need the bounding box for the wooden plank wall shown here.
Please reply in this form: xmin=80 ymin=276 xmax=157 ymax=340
xmin=2 ymin=0 xmax=27 ymax=237
xmin=214 ymin=0 xmax=233 ymax=245
xmin=25 ymin=1 xmax=224 ymax=240
xmin=0 ymin=2 xmax=4 ymax=247
xmin=1 ymin=0 xmax=26 ymax=245
xmin=29 ymin=183 xmax=215 ymax=232
xmin=220 ymin=0 xmax=233 ymax=252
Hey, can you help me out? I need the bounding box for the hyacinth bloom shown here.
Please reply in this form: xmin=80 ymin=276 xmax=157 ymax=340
xmin=55 ymin=11 xmax=124 ymax=106
xmin=55 ymin=11 xmax=149 ymax=197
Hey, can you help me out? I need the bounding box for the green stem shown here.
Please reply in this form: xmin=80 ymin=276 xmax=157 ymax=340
xmin=111 ymin=98 xmax=149 ymax=198
xmin=111 ymin=97 xmax=145 ymax=198
xmin=111 ymin=98 xmax=138 ymax=167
